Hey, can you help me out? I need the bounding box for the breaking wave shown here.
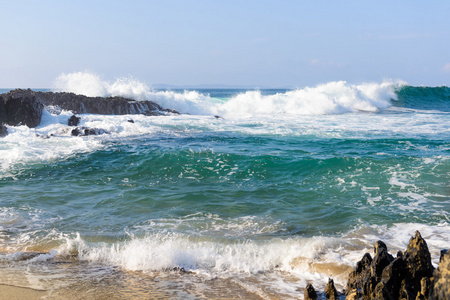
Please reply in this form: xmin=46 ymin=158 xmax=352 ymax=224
xmin=52 ymin=72 xmax=403 ymax=116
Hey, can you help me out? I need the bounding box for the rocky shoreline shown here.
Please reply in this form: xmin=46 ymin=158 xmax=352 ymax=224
xmin=306 ymin=231 xmax=449 ymax=300
xmin=0 ymin=88 xmax=178 ymax=137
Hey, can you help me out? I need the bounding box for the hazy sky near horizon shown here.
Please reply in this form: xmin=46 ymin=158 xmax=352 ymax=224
xmin=1 ymin=0 xmax=449 ymax=88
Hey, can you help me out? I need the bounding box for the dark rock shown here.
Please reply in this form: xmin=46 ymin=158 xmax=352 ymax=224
xmin=371 ymin=241 xmax=394 ymax=281
xmin=31 ymin=90 xmax=176 ymax=115
xmin=439 ymin=249 xmax=448 ymax=263
xmin=374 ymin=256 xmax=406 ymax=300
xmin=399 ymin=231 xmax=434 ymax=299
xmin=346 ymin=252 xmax=376 ymax=296
xmin=68 ymin=115 xmax=81 ymax=126
xmin=304 ymin=283 xmax=317 ymax=300
xmin=71 ymin=127 xmax=108 ymax=136
xmin=346 ymin=231 xmax=435 ymax=300
xmin=0 ymin=124 xmax=7 ymax=137
xmin=324 ymin=278 xmax=338 ymax=300
xmin=0 ymin=89 xmax=43 ymax=128
xmin=127 ymin=119 xmax=135 ymax=123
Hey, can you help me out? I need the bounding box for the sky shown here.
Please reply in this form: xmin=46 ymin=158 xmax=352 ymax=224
xmin=1 ymin=0 xmax=449 ymax=88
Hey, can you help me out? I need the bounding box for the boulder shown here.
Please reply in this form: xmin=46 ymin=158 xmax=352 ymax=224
xmin=68 ymin=115 xmax=81 ymax=126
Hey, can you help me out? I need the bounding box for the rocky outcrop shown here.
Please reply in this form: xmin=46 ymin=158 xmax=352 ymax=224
xmin=0 ymin=90 xmax=44 ymax=128
xmin=0 ymin=89 xmax=178 ymax=134
xmin=346 ymin=231 xmax=435 ymax=299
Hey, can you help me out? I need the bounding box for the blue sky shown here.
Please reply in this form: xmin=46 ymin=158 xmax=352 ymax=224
xmin=1 ymin=0 xmax=449 ymax=88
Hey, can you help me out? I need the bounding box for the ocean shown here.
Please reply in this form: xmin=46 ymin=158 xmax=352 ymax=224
xmin=0 ymin=80 xmax=449 ymax=299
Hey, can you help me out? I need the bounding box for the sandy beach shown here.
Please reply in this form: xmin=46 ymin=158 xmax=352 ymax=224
xmin=0 ymin=284 xmax=46 ymax=300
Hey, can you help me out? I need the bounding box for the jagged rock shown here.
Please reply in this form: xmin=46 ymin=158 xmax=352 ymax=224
xmin=430 ymin=251 xmax=450 ymax=300
xmin=325 ymin=278 xmax=338 ymax=299
xmin=346 ymin=231 xmax=434 ymax=300
xmin=304 ymin=283 xmax=317 ymax=300
xmin=374 ymin=256 xmax=406 ymax=300
xmin=399 ymin=231 xmax=434 ymax=299
xmin=68 ymin=115 xmax=81 ymax=126
xmin=372 ymin=241 xmax=395 ymax=281
xmin=346 ymin=251 xmax=377 ymax=296
xmin=71 ymin=127 xmax=108 ymax=136
xmin=0 ymin=89 xmax=43 ymax=128
xmin=0 ymin=124 xmax=7 ymax=137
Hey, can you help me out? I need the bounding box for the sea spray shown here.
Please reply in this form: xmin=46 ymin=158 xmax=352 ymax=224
xmin=52 ymin=72 xmax=403 ymax=116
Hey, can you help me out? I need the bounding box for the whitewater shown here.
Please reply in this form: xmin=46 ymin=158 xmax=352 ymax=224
xmin=0 ymin=72 xmax=449 ymax=299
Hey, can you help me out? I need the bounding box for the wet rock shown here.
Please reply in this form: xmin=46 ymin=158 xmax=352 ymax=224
xmin=374 ymin=256 xmax=406 ymax=300
xmin=304 ymin=283 xmax=317 ymax=300
xmin=0 ymin=89 xmax=43 ymax=128
xmin=127 ymin=119 xmax=135 ymax=123
xmin=346 ymin=252 xmax=376 ymax=296
xmin=325 ymin=278 xmax=338 ymax=300
xmin=0 ymin=123 xmax=7 ymax=137
xmin=68 ymin=115 xmax=81 ymax=126
xmin=430 ymin=251 xmax=450 ymax=300
xmin=71 ymin=127 xmax=108 ymax=136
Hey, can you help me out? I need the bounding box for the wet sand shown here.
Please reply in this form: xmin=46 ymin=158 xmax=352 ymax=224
xmin=0 ymin=284 xmax=46 ymax=300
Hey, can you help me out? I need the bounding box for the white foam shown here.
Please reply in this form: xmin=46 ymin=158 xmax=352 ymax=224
xmin=51 ymin=71 xmax=403 ymax=116
xmin=49 ymin=221 xmax=450 ymax=295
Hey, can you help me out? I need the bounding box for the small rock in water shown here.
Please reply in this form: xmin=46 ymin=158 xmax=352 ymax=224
xmin=68 ymin=115 xmax=81 ymax=126
xmin=71 ymin=127 xmax=108 ymax=136
xmin=127 ymin=119 xmax=135 ymax=123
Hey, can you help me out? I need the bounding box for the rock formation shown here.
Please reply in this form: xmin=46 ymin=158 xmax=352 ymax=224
xmin=346 ymin=231 xmax=435 ymax=299
xmin=0 ymin=90 xmax=44 ymax=128
xmin=325 ymin=278 xmax=339 ymax=300
xmin=0 ymin=89 xmax=178 ymax=136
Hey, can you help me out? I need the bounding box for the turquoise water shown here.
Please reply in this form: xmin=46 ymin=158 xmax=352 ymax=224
xmin=0 ymin=83 xmax=449 ymax=298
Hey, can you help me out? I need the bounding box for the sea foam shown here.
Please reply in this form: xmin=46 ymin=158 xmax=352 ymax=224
xmin=52 ymin=72 xmax=403 ymax=116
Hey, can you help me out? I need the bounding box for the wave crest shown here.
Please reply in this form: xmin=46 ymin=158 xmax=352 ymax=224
xmin=52 ymin=72 xmax=403 ymax=116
